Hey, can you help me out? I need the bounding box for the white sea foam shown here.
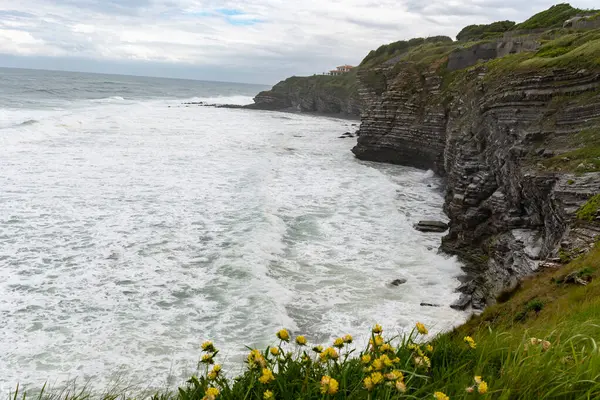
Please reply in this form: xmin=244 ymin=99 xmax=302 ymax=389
xmin=0 ymin=98 xmax=467 ymax=394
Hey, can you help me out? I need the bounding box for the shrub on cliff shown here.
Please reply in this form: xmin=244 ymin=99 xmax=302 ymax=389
xmin=361 ymin=36 xmax=453 ymax=66
xmin=456 ymin=20 xmax=516 ymax=42
xmin=515 ymin=3 xmax=598 ymax=30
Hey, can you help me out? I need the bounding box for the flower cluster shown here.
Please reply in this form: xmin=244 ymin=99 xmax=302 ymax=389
xmin=200 ymin=341 xmax=219 ymax=366
xmin=192 ymin=323 xmax=450 ymax=400
xmin=466 ymin=376 xmax=489 ymax=394
xmin=464 ymin=336 xmax=477 ymax=349
xmin=526 ymin=337 xmax=551 ymax=352
xmin=320 ymin=376 xmax=339 ymax=394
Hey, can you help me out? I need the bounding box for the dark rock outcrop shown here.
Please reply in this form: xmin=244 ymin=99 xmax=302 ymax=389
xmin=414 ymin=220 xmax=449 ymax=233
xmin=246 ymin=75 xmax=361 ymax=117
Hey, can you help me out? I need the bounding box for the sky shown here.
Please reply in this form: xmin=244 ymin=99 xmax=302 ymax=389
xmin=0 ymin=1 xmax=598 ymax=84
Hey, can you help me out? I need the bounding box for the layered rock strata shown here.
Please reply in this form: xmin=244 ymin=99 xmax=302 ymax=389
xmin=353 ymin=54 xmax=600 ymax=308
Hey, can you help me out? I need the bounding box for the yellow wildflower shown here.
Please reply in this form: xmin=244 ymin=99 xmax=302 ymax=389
xmin=372 ymin=358 xmax=384 ymax=371
xmin=295 ymin=336 xmax=307 ymax=346
xmin=364 ymin=377 xmax=374 ymax=391
xmin=369 ymin=335 xmax=384 ymax=348
xmin=464 ymin=336 xmax=477 ymax=349
xmin=478 ymin=381 xmax=488 ymax=394
xmin=201 ymin=341 xmax=216 ymax=353
xmin=433 ymin=392 xmax=449 ymax=400
xmin=201 ymin=354 xmax=214 ymax=364
xmin=373 ymin=324 xmax=383 ymax=334
xmin=370 ymin=372 xmax=384 ymax=385
xmin=426 ymin=344 xmax=434 ymax=353
xmin=276 ymin=329 xmax=290 ymax=342
xmin=212 ymin=365 xmax=222 ymax=373
xmin=202 ymin=387 xmax=220 ymax=400
xmin=414 ymin=356 xmax=430 ymax=368
xmin=270 ymin=347 xmax=280 ymax=356
xmin=207 ymin=371 xmax=217 ymax=380
xmin=380 ymin=354 xmax=394 ymax=367
xmin=301 ymin=353 xmax=311 ymax=364
xmin=380 ymin=343 xmax=393 ymax=352
xmin=320 ymin=376 xmax=339 ymax=395
xmin=248 ymin=349 xmax=266 ymax=368
xmin=392 ymin=357 xmax=401 ymax=364
xmin=333 ymin=337 xmax=344 ymax=348
xmin=424 ymin=356 xmax=431 ymax=368
xmin=312 ymin=345 xmax=323 ymax=354
xmin=396 ymin=381 xmax=407 ymax=393
xmin=361 ymin=354 xmax=372 ymax=364
xmin=343 ymin=334 xmax=353 ymax=343
xmin=416 ymin=322 xmax=428 ymax=335
xmin=385 ymin=370 xmax=404 ymax=381
xmin=258 ymin=368 xmax=275 ymax=384
xmin=474 ymin=376 xmax=482 ymax=384
xmin=263 ymin=390 xmax=274 ymax=400
xmin=319 ymin=347 xmax=339 ymax=362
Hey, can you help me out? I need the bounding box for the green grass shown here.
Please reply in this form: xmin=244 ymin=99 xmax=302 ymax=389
xmin=456 ymin=21 xmax=516 ymax=42
xmin=360 ymin=36 xmax=453 ymax=67
xmin=13 ymin=245 xmax=600 ymax=400
xmin=576 ymin=194 xmax=600 ymax=221
xmin=514 ymin=3 xmax=598 ymax=30
xmin=540 ymin=127 xmax=600 ymax=173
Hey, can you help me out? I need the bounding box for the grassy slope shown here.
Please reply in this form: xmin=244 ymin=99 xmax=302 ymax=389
xmin=514 ymin=3 xmax=599 ymax=30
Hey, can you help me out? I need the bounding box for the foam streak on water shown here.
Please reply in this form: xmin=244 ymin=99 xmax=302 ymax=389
xmin=0 ymin=76 xmax=466 ymax=393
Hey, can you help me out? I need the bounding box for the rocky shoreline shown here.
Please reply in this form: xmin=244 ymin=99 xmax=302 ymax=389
xmin=240 ymin=6 xmax=600 ymax=311
xmin=352 ymin=37 xmax=600 ymax=310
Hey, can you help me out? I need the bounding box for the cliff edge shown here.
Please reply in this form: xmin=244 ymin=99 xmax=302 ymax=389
xmin=246 ymin=73 xmax=361 ymax=117
xmin=352 ymin=5 xmax=600 ymax=308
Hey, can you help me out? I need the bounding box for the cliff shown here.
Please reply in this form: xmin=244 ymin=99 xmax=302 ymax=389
xmin=353 ymin=20 xmax=600 ymax=308
xmin=246 ymin=73 xmax=361 ymax=117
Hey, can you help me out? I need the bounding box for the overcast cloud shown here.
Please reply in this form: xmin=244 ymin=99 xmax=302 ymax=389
xmin=0 ymin=0 xmax=597 ymax=84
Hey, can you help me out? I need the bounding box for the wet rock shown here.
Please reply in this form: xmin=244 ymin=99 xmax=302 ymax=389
xmin=390 ymin=278 xmax=407 ymax=286
xmin=456 ymin=280 xmax=475 ymax=294
xmin=339 ymin=132 xmax=355 ymax=139
xmin=450 ymin=294 xmax=472 ymax=310
xmin=414 ymin=220 xmax=449 ymax=233
xmin=420 ymin=302 xmax=441 ymax=307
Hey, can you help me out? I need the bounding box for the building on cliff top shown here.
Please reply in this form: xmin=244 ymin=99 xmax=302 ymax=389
xmin=329 ymin=65 xmax=354 ymax=76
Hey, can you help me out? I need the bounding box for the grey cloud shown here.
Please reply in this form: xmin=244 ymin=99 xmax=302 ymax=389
xmin=1 ymin=0 xmax=599 ymax=84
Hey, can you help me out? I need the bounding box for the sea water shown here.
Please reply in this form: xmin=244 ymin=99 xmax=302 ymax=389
xmin=0 ymin=68 xmax=467 ymax=393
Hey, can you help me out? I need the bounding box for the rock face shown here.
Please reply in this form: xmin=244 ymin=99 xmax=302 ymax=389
xmin=353 ymin=41 xmax=600 ymax=307
xmin=414 ymin=220 xmax=449 ymax=233
xmin=246 ymin=75 xmax=361 ymax=117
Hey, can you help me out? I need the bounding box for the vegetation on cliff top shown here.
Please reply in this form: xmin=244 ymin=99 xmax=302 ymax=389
xmin=15 ymin=244 xmax=600 ymax=400
xmin=360 ymin=36 xmax=453 ymax=67
xmin=514 ymin=3 xmax=599 ymax=30
xmin=577 ymin=194 xmax=600 ymax=221
xmin=456 ymin=21 xmax=516 ymax=42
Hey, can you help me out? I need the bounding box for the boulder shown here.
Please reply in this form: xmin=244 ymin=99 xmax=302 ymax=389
xmin=414 ymin=220 xmax=449 ymax=233
xmin=450 ymin=294 xmax=471 ymax=310
xmin=390 ymin=278 xmax=407 ymax=286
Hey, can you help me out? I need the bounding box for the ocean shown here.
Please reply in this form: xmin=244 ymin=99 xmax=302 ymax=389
xmin=0 ymin=68 xmax=466 ymax=393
